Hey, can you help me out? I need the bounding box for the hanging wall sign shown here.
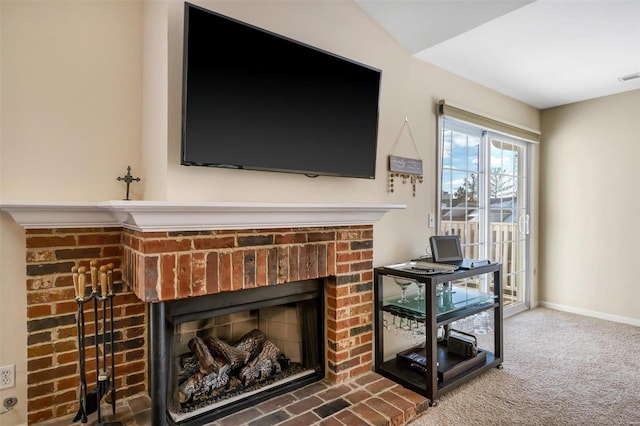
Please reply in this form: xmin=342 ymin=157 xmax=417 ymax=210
xmin=389 ymin=155 xmax=423 ymax=175
xmin=388 ymin=118 xmax=424 ymax=197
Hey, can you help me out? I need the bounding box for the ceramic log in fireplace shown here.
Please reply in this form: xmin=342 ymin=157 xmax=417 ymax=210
xmin=150 ymin=280 xmax=324 ymax=425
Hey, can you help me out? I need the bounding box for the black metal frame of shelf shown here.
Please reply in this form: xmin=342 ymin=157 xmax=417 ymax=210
xmin=373 ymin=262 xmax=503 ymax=406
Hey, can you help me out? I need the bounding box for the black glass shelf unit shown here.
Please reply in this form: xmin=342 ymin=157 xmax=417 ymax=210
xmin=373 ymin=262 xmax=503 ymax=406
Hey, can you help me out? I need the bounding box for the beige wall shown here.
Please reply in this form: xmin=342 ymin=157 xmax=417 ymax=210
xmin=0 ymin=1 xmax=538 ymax=423
xmin=144 ymin=0 xmax=539 ymax=263
xmin=540 ymin=89 xmax=640 ymax=325
xmin=0 ymin=1 xmax=144 ymax=423
xmin=141 ymin=0 xmax=170 ymax=200
xmin=1 ymin=0 xmax=143 ymax=201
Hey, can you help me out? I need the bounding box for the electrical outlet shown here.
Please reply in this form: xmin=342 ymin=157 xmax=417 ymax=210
xmin=0 ymin=365 xmax=15 ymax=389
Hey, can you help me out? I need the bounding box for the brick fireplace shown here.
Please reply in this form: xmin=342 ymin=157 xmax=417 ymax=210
xmin=23 ymin=226 xmax=144 ymax=424
xmin=1 ymin=201 xmax=402 ymax=424
xmin=130 ymin=224 xmax=376 ymax=424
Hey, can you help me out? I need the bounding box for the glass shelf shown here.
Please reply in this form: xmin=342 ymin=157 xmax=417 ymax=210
xmin=383 ymin=287 xmax=496 ymax=317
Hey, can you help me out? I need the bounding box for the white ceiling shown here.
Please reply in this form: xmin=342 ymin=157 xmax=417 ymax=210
xmin=356 ymin=0 xmax=640 ymax=109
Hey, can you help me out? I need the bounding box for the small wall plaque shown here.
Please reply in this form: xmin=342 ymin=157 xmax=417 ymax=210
xmin=389 ymin=155 xmax=423 ymax=175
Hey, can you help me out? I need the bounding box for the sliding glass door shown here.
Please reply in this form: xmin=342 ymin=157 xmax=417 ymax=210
xmin=438 ymin=116 xmax=531 ymax=316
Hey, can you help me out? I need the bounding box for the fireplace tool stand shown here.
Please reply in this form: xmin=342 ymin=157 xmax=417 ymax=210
xmin=72 ymin=262 xmax=121 ymax=425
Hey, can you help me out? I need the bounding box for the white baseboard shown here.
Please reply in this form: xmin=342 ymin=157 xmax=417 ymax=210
xmin=539 ymin=301 xmax=640 ymax=327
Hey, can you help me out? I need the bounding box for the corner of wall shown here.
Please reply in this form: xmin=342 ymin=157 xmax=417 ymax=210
xmin=0 ymin=214 xmax=28 ymax=426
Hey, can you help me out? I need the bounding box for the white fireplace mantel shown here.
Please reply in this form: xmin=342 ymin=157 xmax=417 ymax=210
xmin=0 ymin=200 xmax=405 ymax=231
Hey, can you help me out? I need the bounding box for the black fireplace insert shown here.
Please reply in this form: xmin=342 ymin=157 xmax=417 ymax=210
xmin=148 ymin=279 xmax=324 ymax=425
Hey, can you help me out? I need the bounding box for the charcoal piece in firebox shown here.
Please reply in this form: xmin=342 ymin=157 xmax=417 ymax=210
xmin=277 ymin=353 xmax=291 ymax=370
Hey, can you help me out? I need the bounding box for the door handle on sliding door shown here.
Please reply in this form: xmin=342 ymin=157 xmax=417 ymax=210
xmin=518 ymin=214 xmax=530 ymax=235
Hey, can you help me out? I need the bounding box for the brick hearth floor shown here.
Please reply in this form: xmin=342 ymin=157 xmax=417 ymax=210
xmin=44 ymin=372 xmax=428 ymax=426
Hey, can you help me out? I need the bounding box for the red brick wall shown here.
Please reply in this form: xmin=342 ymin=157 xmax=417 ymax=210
xmin=325 ymin=227 xmax=375 ymax=383
xmin=122 ymin=226 xmax=375 ymax=383
xmin=23 ymin=224 xmax=374 ymax=423
xmin=25 ymin=228 xmax=146 ymax=424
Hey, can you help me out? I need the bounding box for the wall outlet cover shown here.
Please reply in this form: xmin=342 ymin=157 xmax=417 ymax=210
xmin=0 ymin=365 xmax=15 ymax=389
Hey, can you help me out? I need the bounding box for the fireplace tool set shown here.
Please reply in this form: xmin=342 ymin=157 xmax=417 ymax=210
xmin=72 ymin=261 xmax=120 ymax=425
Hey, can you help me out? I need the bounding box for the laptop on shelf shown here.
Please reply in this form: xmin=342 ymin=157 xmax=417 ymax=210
xmin=429 ymin=235 xmax=491 ymax=270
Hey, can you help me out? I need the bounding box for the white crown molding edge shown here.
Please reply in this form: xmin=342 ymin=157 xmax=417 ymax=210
xmin=0 ymin=201 xmax=406 ymax=232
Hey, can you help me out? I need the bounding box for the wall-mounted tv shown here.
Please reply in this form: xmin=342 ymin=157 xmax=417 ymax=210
xmin=181 ymin=3 xmax=381 ymax=179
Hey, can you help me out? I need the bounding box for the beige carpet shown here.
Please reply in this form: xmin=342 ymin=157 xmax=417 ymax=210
xmin=409 ymin=307 xmax=640 ymax=426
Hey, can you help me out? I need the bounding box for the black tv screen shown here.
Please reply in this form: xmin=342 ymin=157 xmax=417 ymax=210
xmin=181 ymin=3 xmax=381 ymax=179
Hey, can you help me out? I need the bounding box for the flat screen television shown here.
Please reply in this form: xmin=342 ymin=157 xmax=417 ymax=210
xmin=181 ymin=3 xmax=381 ymax=179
